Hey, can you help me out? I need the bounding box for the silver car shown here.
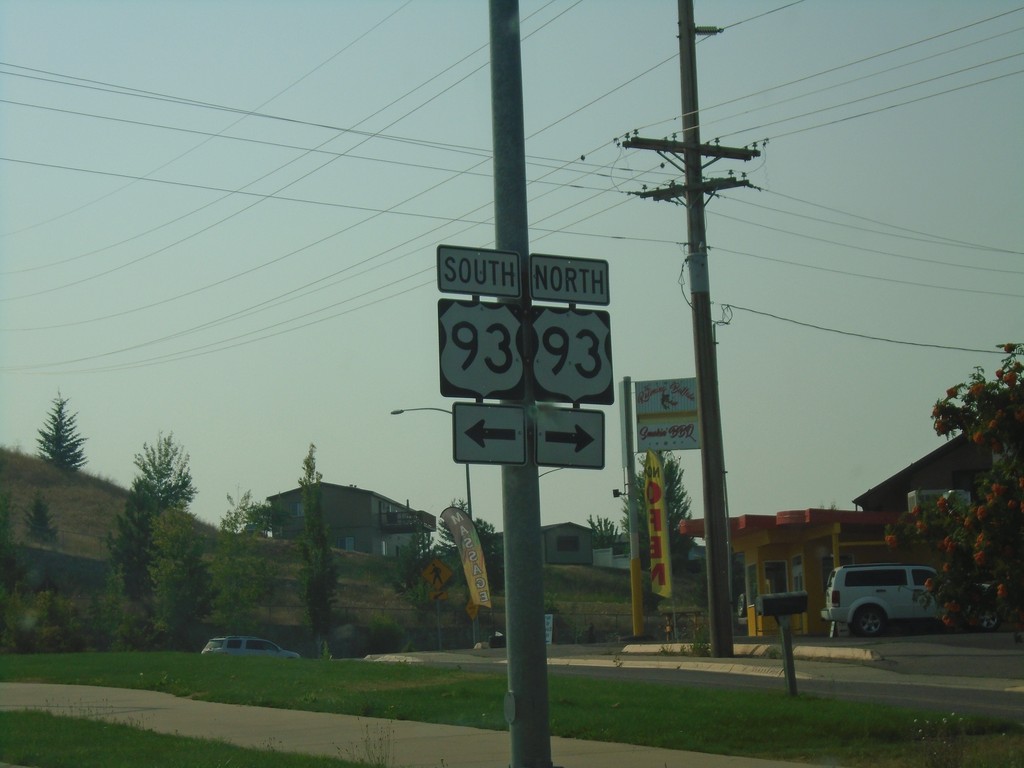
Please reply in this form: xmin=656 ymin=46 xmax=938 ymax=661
xmin=201 ymin=636 xmax=300 ymax=658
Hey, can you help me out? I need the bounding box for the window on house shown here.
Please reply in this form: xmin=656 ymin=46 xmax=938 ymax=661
xmin=292 ymin=502 xmax=303 ymax=517
xmin=763 ymin=561 xmax=787 ymax=593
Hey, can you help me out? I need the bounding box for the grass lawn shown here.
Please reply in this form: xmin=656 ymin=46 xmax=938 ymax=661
xmin=2 ymin=652 xmax=1022 ymax=767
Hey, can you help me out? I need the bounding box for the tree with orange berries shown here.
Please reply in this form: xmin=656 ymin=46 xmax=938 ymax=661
xmin=888 ymin=343 xmax=1023 ymax=632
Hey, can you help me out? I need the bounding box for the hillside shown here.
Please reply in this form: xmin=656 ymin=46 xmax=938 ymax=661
xmin=2 ymin=446 xmax=131 ymax=560
xmin=2 ymin=447 xmax=702 ymax=652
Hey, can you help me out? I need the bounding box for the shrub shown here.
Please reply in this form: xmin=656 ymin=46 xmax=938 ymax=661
xmin=366 ymin=612 xmax=405 ymax=654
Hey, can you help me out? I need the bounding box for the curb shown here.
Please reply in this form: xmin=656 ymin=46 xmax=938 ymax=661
xmin=621 ymin=642 xmax=882 ymax=663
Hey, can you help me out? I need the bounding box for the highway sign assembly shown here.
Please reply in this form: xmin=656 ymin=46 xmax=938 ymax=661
xmin=438 ymin=299 xmax=524 ymax=400
xmin=535 ymin=407 xmax=605 ymax=469
xmin=436 ymin=245 xmax=613 ymax=468
xmin=452 ymin=402 xmax=526 ymax=465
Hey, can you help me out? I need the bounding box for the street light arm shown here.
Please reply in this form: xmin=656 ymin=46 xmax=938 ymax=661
xmin=391 ymin=405 xmax=471 ymax=519
xmin=390 ymin=407 xmax=453 ymax=416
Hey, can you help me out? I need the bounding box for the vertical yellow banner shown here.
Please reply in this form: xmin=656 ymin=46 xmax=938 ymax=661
xmin=440 ymin=506 xmax=492 ymax=607
xmin=644 ymin=450 xmax=673 ymax=597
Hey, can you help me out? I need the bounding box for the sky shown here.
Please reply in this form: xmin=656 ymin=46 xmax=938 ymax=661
xmin=1 ymin=1 xmax=1021 ymax=540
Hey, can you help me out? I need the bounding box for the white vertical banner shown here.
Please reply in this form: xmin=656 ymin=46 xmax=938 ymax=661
xmin=634 ymin=378 xmax=700 ymax=451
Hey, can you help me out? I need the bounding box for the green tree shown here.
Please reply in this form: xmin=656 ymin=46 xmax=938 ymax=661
xmin=24 ymin=492 xmax=57 ymax=545
xmin=1 ymin=466 xmax=23 ymax=595
xmin=227 ymin=494 xmax=288 ymax=537
xmin=587 ymin=514 xmax=619 ymax=550
xmin=393 ymin=526 xmax=436 ymax=595
xmin=133 ymin=432 xmax=196 ymax=512
xmin=3 ymin=589 xmax=85 ymax=654
xmin=298 ymin=444 xmax=337 ymax=652
xmin=620 ymin=451 xmax=694 ymax=574
xmin=149 ymin=507 xmax=211 ymax=649
xmin=210 ymin=491 xmax=277 ymax=633
xmin=36 ymin=392 xmax=87 ymax=471
xmin=108 ymin=481 xmax=160 ymax=604
xmin=888 ymin=343 xmax=1023 ymax=631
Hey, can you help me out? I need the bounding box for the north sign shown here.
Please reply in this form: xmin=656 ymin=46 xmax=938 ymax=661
xmin=530 ymin=306 xmax=613 ymax=405
xmin=535 ymin=407 xmax=605 ymax=469
xmin=530 ymin=253 xmax=609 ymax=306
xmin=452 ymin=402 xmax=526 ymax=465
xmin=437 ymin=244 xmax=521 ymax=298
xmin=438 ymin=299 xmax=524 ymax=401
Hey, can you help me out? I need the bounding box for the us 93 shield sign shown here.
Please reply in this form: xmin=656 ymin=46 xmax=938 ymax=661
xmin=530 ymin=306 xmax=613 ymax=405
xmin=438 ymin=299 xmax=525 ymax=400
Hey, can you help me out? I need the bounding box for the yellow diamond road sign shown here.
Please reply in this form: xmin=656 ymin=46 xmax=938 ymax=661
xmin=422 ymin=559 xmax=453 ymax=591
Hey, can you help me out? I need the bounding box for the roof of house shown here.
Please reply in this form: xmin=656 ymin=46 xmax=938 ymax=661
xmin=269 ymin=481 xmax=410 ymax=506
xmin=541 ymin=522 xmax=592 ymax=534
xmin=851 ymin=434 xmax=970 ymax=509
xmin=267 ymin=482 xmax=436 ymax=527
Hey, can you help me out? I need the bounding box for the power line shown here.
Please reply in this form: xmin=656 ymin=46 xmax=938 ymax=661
xmin=758 ymin=188 xmax=1024 ymax=257
xmin=766 ymin=67 xmax=1024 ymax=141
xmin=710 ymin=243 xmax=1023 ymax=300
xmin=0 ymin=0 xmax=416 ymax=239
xmin=701 ymin=26 xmax=1024 ymax=138
xmin=723 ymin=304 xmax=1005 ymax=355
xmin=721 ymin=1 xmax=806 ymax=30
xmin=717 ymin=54 xmax=1024 ymax=141
xmin=2 ymin=5 xmax=1018 ymax=376
xmin=717 ymin=196 xmax=1024 ymax=273
xmin=633 ymin=7 xmax=1024 ymax=139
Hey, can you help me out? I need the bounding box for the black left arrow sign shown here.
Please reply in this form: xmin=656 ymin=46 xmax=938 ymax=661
xmin=466 ymin=419 xmax=517 ymax=448
xmin=544 ymin=424 xmax=594 ymax=453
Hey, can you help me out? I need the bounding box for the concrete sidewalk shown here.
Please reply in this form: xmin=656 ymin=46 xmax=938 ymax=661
xmin=1 ymin=681 xmax=817 ymax=768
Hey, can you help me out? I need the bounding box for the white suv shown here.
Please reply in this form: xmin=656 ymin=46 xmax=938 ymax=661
xmin=821 ymin=563 xmax=937 ymax=637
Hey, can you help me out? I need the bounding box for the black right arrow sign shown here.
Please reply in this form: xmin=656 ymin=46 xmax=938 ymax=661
xmin=535 ymin=407 xmax=605 ymax=469
xmin=543 ymin=424 xmax=594 ymax=453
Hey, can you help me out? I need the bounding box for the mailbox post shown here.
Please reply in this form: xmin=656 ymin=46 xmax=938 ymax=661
xmin=755 ymin=591 xmax=808 ymax=696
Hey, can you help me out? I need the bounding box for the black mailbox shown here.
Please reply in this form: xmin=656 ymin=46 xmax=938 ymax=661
xmin=756 ymin=591 xmax=808 ymax=617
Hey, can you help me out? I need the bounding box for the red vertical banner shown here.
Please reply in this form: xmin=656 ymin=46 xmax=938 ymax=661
xmin=644 ymin=450 xmax=673 ymax=597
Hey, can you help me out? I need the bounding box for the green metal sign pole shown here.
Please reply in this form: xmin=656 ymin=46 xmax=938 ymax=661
xmin=489 ymin=2 xmax=552 ymax=766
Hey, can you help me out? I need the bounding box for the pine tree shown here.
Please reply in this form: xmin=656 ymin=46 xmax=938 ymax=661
xmin=36 ymin=392 xmax=87 ymax=471
xmin=24 ymin=492 xmax=57 ymax=545
xmin=108 ymin=480 xmax=160 ymax=603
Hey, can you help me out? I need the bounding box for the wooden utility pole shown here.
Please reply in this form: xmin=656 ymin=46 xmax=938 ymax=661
xmin=623 ymin=0 xmax=759 ymax=658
